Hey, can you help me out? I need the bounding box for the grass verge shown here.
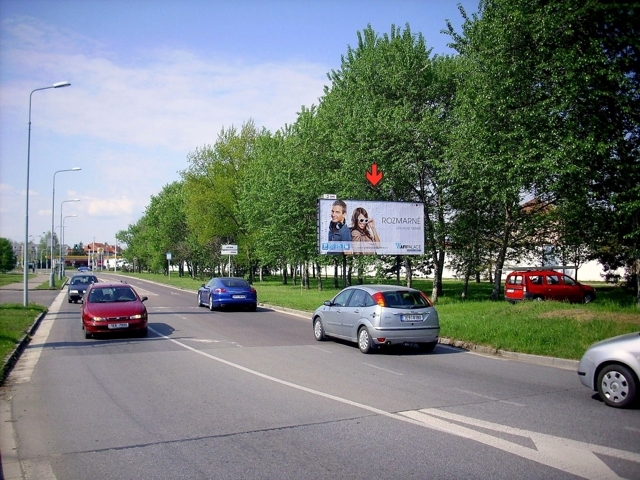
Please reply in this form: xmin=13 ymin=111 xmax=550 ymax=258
xmin=1 ymin=270 xmax=638 ymax=362
xmin=0 ymin=303 xmax=47 ymax=372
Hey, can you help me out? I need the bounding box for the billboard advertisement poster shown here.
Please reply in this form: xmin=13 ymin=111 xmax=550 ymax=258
xmin=317 ymin=199 xmax=424 ymax=255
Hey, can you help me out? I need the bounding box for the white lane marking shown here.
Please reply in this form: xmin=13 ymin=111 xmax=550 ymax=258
xmin=148 ymin=326 xmax=639 ymax=480
xmin=452 ymin=388 xmax=526 ymax=407
xmin=400 ymin=409 xmax=640 ymax=480
xmin=182 ymin=338 xmax=241 ymax=347
xmin=362 ymin=363 xmax=404 ymax=376
xmin=309 ymin=345 xmax=334 ymax=354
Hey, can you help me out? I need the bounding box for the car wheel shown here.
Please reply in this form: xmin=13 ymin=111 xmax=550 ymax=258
xmin=248 ymin=304 xmax=257 ymax=312
xmin=358 ymin=327 xmax=373 ymax=354
xmin=597 ymin=364 xmax=637 ymax=408
xmin=137 ymin=327 xmax=148 ymax=338
xmin=418 ymin=341 xmax=437 ymax=353
xmin=313 ymin=317 xmax=326 ymax=341
xmin=583 ymin=293 xmax=595 ymax=304
xmin=533 ymin=296 xmax=544 ymax=302
xmin=197 ymin=293 xmax=202 ymax=307
xmin=68 ymin=298 xmax=72 ymax=303
xmin=208 ymin=294 xmax=215 ymax=311
xmin=85 ymin=329 xmax=92 ymax=339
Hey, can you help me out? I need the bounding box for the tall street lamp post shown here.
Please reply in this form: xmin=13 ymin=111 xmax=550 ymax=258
xmin=62 ymin=214 xmax=77 ymax=276
xmin=59 ymin=199 xmax=80 ymax=280
xmin=50 ymin=167 xmax=81 ymax=286
xmin=24 ymin=81 xmax=71 ymax=305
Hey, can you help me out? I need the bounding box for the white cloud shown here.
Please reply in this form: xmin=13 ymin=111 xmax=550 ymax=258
xmin=1 ymin=15 xmax=329 ymax=243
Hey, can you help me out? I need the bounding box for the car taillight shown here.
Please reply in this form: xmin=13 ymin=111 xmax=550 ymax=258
xmin=372 ymin=292 xmax=386 ymax=307
xmin=250 ymin=288 xmax=256 ymax=293
xmin=419 ymin=291 xmax=433 ymax=306
xmin=214 ymin=288 xmax=226 ymax=293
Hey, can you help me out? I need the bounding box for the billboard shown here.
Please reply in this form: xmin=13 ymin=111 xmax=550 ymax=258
xmin=317 ymin=199 xmax=424 ymax=255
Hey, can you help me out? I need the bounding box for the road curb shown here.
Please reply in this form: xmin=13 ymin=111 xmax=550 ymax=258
xmin=0 ymin=278 xmax=68 ymax=387
xmin=437 ymin=337 xmax=579 ymax=370
xmin=261 ymin=303 xmax=579 ymax=370
xmin=1 ymin=310 xmax=47 ymax=387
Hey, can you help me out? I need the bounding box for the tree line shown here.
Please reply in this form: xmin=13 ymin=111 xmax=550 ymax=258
xmin=117 ymin=0 xmax=640 ymax=306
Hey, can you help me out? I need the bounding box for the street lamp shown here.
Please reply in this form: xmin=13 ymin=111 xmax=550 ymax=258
xmin=50 ymin=167 xmax=81 ymax=286
xmin=24 ymin=81 xmax=71 ymax=305
xmin=39 ymin=232 xmax=45 ymax=269
xmin=28 ymin=235 xmax=34 ymax=272
xmin=59 ymin=199 xmax=79 ymax=279
xmin=62 ymin=214 xmax=77 ymax=277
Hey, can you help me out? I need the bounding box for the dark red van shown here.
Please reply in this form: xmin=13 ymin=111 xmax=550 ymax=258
xmin=505 ymin=269 xmax=596 ymax=304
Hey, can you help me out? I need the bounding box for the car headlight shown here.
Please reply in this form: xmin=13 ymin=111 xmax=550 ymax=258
xmin=129 ymin=314 xmax=147 ymax=320
xmin=92 ymin=317 xmax=105 ymax=321
xmin=70 ymin=289 xmax=79 ymax=294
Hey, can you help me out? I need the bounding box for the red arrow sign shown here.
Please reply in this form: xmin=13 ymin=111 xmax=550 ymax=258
xmin=366 ymin=163 xmax=383 ymax=186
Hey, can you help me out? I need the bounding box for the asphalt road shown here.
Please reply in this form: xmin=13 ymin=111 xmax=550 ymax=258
xmin=1 ymin=273 xmax=639 ymax=479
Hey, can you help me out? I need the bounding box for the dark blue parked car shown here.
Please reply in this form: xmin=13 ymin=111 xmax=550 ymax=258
xmin=197 ymin=277 xmax=257 ymax=311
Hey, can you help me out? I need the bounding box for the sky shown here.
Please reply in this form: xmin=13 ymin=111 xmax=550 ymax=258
xmin=0 ymin=0 xmax=478 ymax=250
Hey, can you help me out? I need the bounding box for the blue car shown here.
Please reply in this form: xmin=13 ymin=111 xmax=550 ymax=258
xmin=197 ymin=277 xmax=257 ymax=311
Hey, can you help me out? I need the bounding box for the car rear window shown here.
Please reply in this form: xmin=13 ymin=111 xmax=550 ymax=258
xmin=507 ymin=275 xmax=523 ymax=285
xmin=382 ymin=290 xmax=430 ymax=308
xmin=221 ymin=278 xmax=249 ymax=288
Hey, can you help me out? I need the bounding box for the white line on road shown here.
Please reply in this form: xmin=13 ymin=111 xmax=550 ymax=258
xmin=148 ymin=325 xmax=639 ymax=480
xmin=362 ymin=362 xmax=404 ymax=375
xmin=452 ymin=388 xmax=526 ymax=407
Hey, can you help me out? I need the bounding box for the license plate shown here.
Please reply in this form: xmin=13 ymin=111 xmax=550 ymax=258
xmin=401 ymin=314 xmax=422 ymax=322
xmin=506 ymin=289 xmax=515 ymax=293
xmin=232 ymin=295 xmax=246 ymax=299
xmin=108 ymin=323 xmax=129 ymax=329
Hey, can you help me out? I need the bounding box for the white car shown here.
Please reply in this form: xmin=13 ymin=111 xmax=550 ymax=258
xmin=578 ymin=332 xmax=640 ymax=408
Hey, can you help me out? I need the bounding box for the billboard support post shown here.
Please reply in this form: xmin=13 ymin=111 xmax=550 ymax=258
xmin=342 ymin=253 xmax=347 ymax=289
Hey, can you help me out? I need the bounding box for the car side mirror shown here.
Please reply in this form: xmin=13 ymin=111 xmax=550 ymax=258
xmin=323 ymin=300 xmax=332 ymax=306
xmin=141 ymin=296 xmax=148 ymax=302
xmin=201 ymin=284 xmax=205 ymax=288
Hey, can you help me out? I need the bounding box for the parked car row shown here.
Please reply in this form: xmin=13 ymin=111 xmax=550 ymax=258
xmin=66 ymin=274 xmax=639 ymax=409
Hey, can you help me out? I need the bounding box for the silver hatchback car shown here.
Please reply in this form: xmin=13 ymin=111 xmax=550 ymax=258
xmin=578 ymin=331 xmax=640 ymax=408
xmin=312 ymin=285 xmax=440 ymax=354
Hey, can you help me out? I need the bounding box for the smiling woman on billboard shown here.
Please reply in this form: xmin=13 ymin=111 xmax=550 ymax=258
xmin=349 ymin=207 xmax=381 ymax=254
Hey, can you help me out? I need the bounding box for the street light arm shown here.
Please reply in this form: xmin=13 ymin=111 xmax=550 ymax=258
xmin=50 ymin=168 xmax=80 ymax=287
xmin=25 ymin=81 xmax=72 ymax=306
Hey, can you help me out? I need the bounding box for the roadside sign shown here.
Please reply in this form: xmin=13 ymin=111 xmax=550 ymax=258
xmin=221 ymin=244 xmax=238 ymax=255
xmin=166 ymin=252 xmax=172 ymax=260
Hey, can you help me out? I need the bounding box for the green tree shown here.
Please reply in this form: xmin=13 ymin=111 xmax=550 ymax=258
xmin=181 ymin=121 xmax=260 ymax=276
xmin=319 ymin=24 xmax=458 ymax=300
xmin=142 ymin=181 xmax=192 ymax=274
xmin=239 ymin=107 xmax=330 ymax=287
xmin=446 ymin=0 xmax=640 ymax=303
xmin=0 ymin=238 xmax=17 ymax=272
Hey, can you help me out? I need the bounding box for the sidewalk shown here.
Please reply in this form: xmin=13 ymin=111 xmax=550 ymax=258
xmin=0 ymin=273 xmax=53 ymax=291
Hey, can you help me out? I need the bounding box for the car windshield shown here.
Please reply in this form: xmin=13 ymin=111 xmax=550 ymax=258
xmin=382 ymin=290 xmax=430 ymax=309
xmin=89 ymin=287 xmax=137 ymax=303
xmin=71 ymin=276 xmax=94 ymax=285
